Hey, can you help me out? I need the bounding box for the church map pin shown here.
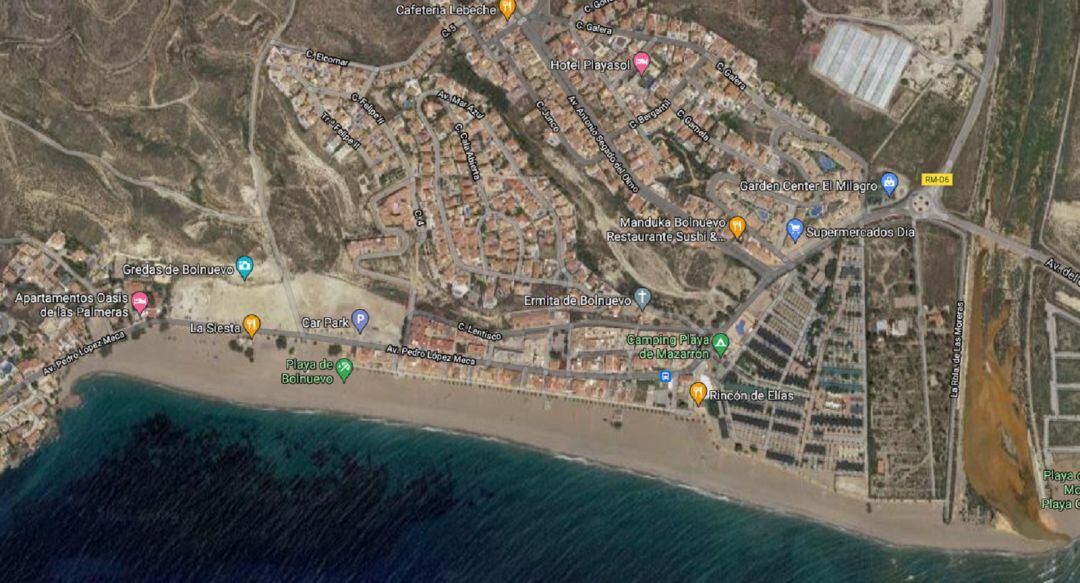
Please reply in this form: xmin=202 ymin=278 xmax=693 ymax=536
xmin=351 ymin=309 xmax=369 ymax=334
xmin=633 ymin=287 xmax=652 ymax=310
xmin=880 ymin=172 xmax=898 ymax=198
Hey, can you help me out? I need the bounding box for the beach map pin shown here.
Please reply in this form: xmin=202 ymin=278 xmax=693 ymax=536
xmin=351 ymin=309 xmax=369 ymax=334
xmin=335 ymin=358 xmax=353 ymax=383
xmin=633 ymin=287 xmax=652 ymax=310
xmin=880 ymin=172 xmax=898 ymax=198
xmin=236 ymin=256 xmax=254 ymax=281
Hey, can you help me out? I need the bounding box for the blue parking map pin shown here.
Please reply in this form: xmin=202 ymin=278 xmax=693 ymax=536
xmin=351 ymin=309 xmax=369 ymax=334
xmin=786 ymin=219 xmax=804 ymax=243
xmin=880 ymin=172 xmax=898 ymax=198
xmin=235 ymin=256 xmax=254 ymax=281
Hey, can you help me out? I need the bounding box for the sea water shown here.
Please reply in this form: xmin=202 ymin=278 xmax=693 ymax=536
xmin=0 ymin=376 xmax=1077 ymax=581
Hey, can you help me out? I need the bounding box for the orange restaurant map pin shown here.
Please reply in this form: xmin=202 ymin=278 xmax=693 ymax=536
xmin=243 ymin=314 xmax=261 ymax=338
xmin=689 ymin=382 xmax=708 ymax=407
xmin=499 ymin=0 xmax=516 ymax=20
xmin=728 ymin=216 xmax=746 ymax=241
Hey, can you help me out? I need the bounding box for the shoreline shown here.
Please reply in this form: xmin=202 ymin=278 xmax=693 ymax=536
xmin=52 ymin=325 xmax=1067 ymax=556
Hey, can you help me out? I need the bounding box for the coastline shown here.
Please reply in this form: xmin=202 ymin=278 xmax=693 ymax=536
xmin=53 ymin=325 xmax=1065 ymax=556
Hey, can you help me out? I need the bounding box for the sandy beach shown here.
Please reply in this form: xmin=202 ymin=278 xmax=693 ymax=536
xmin=55 ymin=324 xmax=1064 ymax=555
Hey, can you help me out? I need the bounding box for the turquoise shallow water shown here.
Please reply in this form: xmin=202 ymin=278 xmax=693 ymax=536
xmin=0 ymin=375 xmax=1077 ymax=581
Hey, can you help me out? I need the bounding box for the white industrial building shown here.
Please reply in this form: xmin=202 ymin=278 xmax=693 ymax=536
xmin=812 ymin=23 xmax=914 ymax=111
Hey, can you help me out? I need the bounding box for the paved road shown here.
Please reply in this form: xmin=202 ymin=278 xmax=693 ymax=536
xmin=0 ymin=312 xmax=681 ymax=403
xmin=944 ymin=0 xmax=1005 ymax=172
xmin=937 ymin=0 xmax=1005 ymax=524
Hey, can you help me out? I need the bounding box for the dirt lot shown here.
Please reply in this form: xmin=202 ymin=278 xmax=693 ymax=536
xmin=281 ymin=0 xmax=438 ymax=65
xmin=811 ymin=0 xmax=958 ymax=22
xmin=1045 ymin=201 xmax=1080 ymax=268
xmin=918 ymin=223 xmax=962 ymax=307
xmin=875 ymin=92 xmax=965 ymax=179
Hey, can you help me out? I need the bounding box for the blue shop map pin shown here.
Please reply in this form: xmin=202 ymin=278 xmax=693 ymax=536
xmin=351 ymin=309 xmax=369 ymax=334
xmin=633 ymin=287 xmax=652 ymax=311
xmin=786 ymin=218 xmax=805 ymax=243
xmin=235 ymin=255 xmax=254 ymax=281
xmin=880 ymin=172 xmax=898 ymax=198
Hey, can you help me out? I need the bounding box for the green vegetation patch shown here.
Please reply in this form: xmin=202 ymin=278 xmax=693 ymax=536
xmin=1058 ymin=390 xmax=1080 ymax=415
xmin=444 ymin=52 xmax=511 ymax=114
xmin=876 ymin=92 xmax=964 ymax=178
xmin=1058 ymin=358 xmax=1080 ymax=385
xmin=1056 ymin=315 xmax=1080 ymax=352
xmin=983 ymin=0 xmax=1078 ymax=237
xmin=1049 ymin=419 xmax=1080 ymax=447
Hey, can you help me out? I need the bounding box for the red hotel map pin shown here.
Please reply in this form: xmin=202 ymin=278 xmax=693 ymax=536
xmin=131 ymin=292 xmax=149 ymax=317
xmin=633 ymin=51 xmax=651 ymax=75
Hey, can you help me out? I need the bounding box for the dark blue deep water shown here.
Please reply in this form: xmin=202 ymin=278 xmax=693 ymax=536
xmin=0 ymin=376 xmax=1078 ymax=581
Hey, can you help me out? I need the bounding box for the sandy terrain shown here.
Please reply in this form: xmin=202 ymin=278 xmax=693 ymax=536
xmin=963 ymin=250 xmax=1063 ymax=541
xmin=1047 ymin=201 xmax=1080 ymax=266
xmin=1055 ymin=292 xmax=1080 ymax=315
xmin=54 ymin=324 xmax=1065 ymax=555
xmin=170 ymin=272 xmax=407 ymax=343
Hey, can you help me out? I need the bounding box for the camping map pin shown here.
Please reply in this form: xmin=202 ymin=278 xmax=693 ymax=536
xmin=712 ymin=333 xmax=730 ymax=358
